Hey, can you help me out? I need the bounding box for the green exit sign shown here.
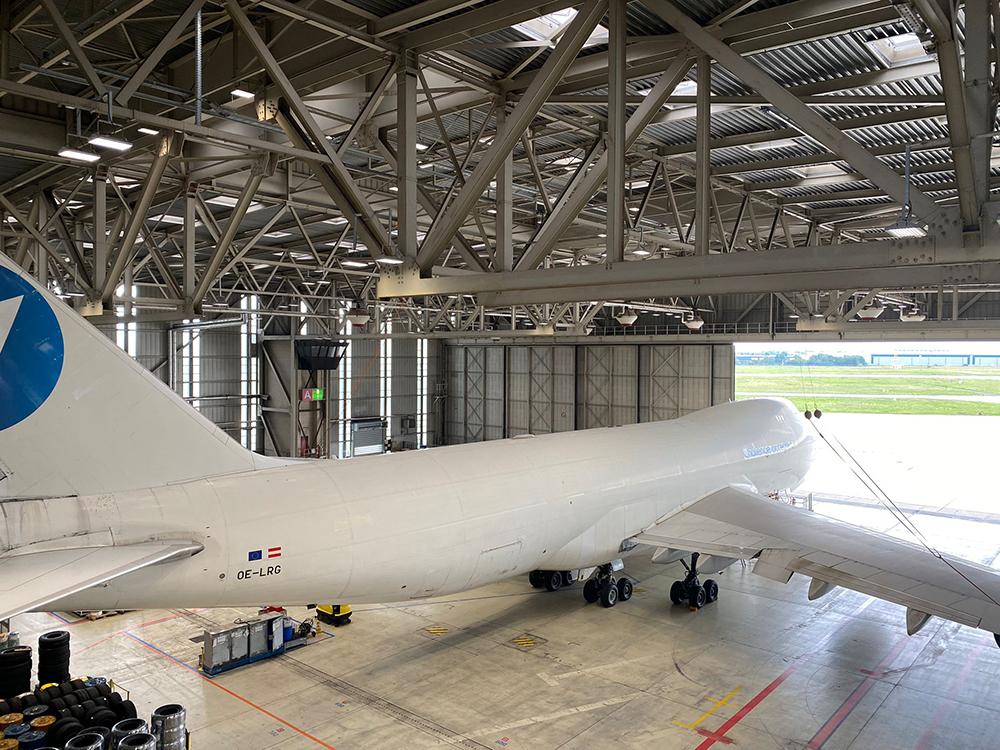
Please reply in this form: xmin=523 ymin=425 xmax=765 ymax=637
xmin=301 ymin=388 xmax=325 ymax=402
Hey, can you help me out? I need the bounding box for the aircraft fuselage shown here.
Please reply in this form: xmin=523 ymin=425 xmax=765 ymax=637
xmin=6 ymin=398 xmax=814 ymax=612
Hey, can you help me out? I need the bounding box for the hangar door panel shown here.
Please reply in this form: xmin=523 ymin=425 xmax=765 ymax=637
xmin=444 ymin=343 xmax=732 ymax=443
xmin=508 ymin=346 xmax=574 ymax=435
xmin=445 ymin=346 xmax=504 ymax=443
xmin=576 ymin=345 xmax=638 ymax=428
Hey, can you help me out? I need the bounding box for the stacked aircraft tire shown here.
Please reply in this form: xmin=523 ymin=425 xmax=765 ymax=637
xmin=38 ymin=631 xmax=71 ymax=686
xmin=0 ymin=676 xmax=139 ymax=747
xmin=150 ymin=704 xmax=186 ymax=749
xmin=0 ymin=647 xmax=32 ymax=700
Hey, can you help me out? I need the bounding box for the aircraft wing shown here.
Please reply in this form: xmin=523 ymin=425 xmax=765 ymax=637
xmin=0 ymin=541 xmax=203 ymax=621
xmin=634 ymin=486 xmax=1000 ymax=639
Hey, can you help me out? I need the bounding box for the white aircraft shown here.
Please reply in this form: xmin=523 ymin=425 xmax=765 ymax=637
xmin=1 ymin=252 xmax=999 ymax=650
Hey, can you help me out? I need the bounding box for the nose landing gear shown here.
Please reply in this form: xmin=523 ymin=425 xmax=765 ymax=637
xmin=669 ymin=552 xmax=719 ymax=610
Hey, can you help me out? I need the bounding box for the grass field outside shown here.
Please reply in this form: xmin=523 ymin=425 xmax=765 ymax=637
xmin=736 ymin=365 xmax=1000 ymax=415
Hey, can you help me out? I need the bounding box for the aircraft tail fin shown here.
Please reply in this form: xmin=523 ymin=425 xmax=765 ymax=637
xmin=0 ymin=252 xmax=281 ymax=498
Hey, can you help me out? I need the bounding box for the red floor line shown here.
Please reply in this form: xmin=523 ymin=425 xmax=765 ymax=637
xmin=806 ymin=637 xmax=909 ymax=750
xmin=914 ymin=641 xmax=988 ymax=750
xmin=693 ymin=664 xmax=797 ymax=750
xmin=123 ymin=631 xmax=337 ymax=750
xmin=691 ymin=598 xmax=882 ymax=749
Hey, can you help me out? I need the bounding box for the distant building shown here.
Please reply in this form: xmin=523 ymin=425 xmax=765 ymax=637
xmin=869 ymin=353 xmax=994 ymax=367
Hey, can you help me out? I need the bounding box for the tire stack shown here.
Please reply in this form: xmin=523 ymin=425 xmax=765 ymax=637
xmin=0 ymin=677 xmax=138 ymax=747
xmin=150 ymin=704 xmax=186 ymax=750
xmin=37 ymin=631 xmax=71 ymax=686
xmin=111 ymin=717 xmax=149 ymax=746
xmin=0 ymin=646 xmax=31 ymax=700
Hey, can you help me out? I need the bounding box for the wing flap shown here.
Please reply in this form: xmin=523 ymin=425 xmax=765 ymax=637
xmin=637 ymin=486 xmax=1000 ymax=636
xmin=0 ymin=541 xmax=203 ymax=621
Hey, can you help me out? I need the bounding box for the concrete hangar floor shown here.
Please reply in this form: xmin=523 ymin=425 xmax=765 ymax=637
xmin=14 ymin=508 xmax=999 ymax=750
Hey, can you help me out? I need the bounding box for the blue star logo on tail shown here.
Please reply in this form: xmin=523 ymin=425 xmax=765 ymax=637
xmin=0 ymin=266 xmax=64 ymax=430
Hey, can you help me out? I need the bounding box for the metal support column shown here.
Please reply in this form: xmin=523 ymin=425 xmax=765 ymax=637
xmin=183 ymin=184 xmax=196 ymax=307
xmin=695 ymin=53 xmax=710 ymax=256
xmin=606 ymin=0 xmax=627 ymax=264
xmin=964 ymin=0 xmax=993 ymax=210
xmin=496 ymin=100 xmax=514 ymax=271
xmin=396 ymin=51 xmax=418 ymax=262
xmin=92 ymin=167 xmax=107 ymax=302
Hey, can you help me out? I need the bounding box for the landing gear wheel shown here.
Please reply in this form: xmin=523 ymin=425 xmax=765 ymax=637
xmin=583 ymin=579 xmax=601 ymax=604
xmin=616 ymin=578 xmax=633 ymax=602
xmin=669 ymin=580 xmax=686 ymax=606
xmin=528 ymin=570 xmax=545 ymax=589
xmin=544 ymin=571 xmax=564 ymax=592
xmin=704 ymin=579 xmax=719 ymax=604
xmin=600 ymin=583 xmax=619 ymax=608
xmin=687 ymin=585 xmax=707 ymax=609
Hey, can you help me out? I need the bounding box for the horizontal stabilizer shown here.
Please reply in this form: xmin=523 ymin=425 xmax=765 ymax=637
xmin=0 ymin=541 xmax=202 ymax=621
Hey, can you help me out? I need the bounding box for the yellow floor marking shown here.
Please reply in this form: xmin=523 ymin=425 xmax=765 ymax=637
xmin=672 ymin=687 xmax=741 ymax=730
xmin=511 ymin=636 xmax=537 ymax=648
xmin=425 ymin=626 xmax=449 ymax=635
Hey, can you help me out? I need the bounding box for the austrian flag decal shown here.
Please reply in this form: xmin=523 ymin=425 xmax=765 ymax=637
xmin=248 ymin=546 xmax=282 ymax=562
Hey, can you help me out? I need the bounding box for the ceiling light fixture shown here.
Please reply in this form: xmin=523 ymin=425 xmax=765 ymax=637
xmin=59 ymin=147 xmax=100 ymax=162
xmin=137 ymin=127 xmax=160 ymax=136
xmin=375 ymin=257 xmax=404 ymax=265
xmin=886 ymin=145 xmax=927 ymax=238
xmin=683 ymin=315 xmax=704 ymax=331
xmin=88 ymin=135 xmax=132 ymax=151
xmin=346 ymin=306 xmax=371 ymax=325
xmin=231 ymin=88 xmax=254 ymax=99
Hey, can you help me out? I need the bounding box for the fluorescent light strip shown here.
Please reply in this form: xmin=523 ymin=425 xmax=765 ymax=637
xmin=88 ymin=135 xmax=132 ymax=151
xmin=59 ymin=147 xmax=100 ymax=163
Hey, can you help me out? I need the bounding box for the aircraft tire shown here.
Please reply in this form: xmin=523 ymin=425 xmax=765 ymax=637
xmin=687 ymin=585 xmax=707 ymax=609
xmin=583 ymin=579 xmax=600 ymax=603
xmin=669 ymin=581 xmax=685 ymax=605
xmin=616 ymin=578 xmax=633 ymax=602
xmin=528 ymin=570 xmax=545 ymax=588
xmin=599 ymin=583 xmax=618 ymax=608
xmin=704 ymin=579 xmax=719 ymax=604
xmin=544 ymin=571 xmax=563 ymax=592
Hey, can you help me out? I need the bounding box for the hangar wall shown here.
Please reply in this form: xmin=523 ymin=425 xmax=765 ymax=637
xmin=444 ymin=343 xmax=734 ymax=444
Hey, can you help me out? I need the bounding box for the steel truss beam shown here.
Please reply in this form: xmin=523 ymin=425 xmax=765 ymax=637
xmin=102 ymin=132 xmax=181 ymax=305
xmin=416 ymin=0 xmax=607 ymax=271
xmin=645 ymin=0 xmax=940 ymax=223
xmin=515 ymin=54 xmax=695 ymax=270
xmin=225 ymin=0 xmax=390 ymax=258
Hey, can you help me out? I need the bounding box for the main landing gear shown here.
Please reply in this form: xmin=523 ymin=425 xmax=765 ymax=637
xmin=669 ymin=552 xmax=719 ymax=610
xmin=528 ymin=569 xmax=574 ymax=591
xmin=582 ymin=563 xmax=633 ymax=608
xmin=528 ymin=564 xmax=634 ymax=608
